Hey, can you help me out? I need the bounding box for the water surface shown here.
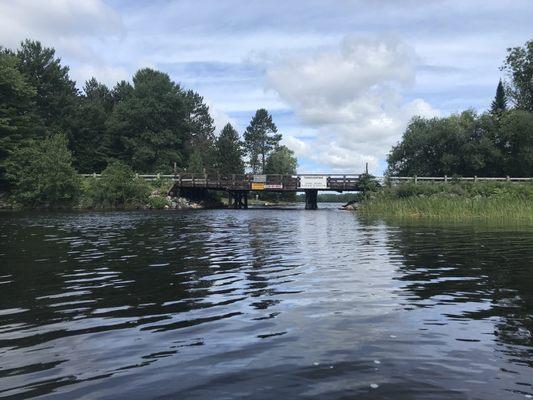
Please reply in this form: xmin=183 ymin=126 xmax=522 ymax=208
xmin=1 ymin=206 xmax=532 ymax=399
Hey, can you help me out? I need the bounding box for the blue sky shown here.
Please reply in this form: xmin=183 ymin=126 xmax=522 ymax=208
xmin=1 ymin=0 xmax=532 ymax=174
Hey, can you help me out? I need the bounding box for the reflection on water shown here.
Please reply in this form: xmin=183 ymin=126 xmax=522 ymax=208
xmin=0 ymin=207 xmax=532 ymax=399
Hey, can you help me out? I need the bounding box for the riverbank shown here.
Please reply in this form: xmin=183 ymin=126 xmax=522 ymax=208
xmin=358 ymin=181 xmax=533 ymax=221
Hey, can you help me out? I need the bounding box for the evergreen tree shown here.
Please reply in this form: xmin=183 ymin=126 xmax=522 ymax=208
xmin=106 ymin=68 xmax=187 ymax=172
xmin=243 ymin=109 xmax=281 ymax=173
xmin=69 ymin=78 xmax=114 ymax=172
xmin=15 ymin=40 xmax=78 ymax=135
xmin=216 ymin=123 xmax=244 ymax=175
xmin=0 ymin=51 xmax=37 ymax=187
xmin=187 ymin=149 xmax=204 ymax=173
xmin=491 ymin=79 xmax=507 ymax=114
xmin=184 ymin=90 xmax=217 ymax=172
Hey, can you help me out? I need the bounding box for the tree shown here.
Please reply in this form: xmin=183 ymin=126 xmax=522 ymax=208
xmin=264 ymin=145 xmax=297 ymax=175
xmin=187 ymin=149 xmax=204 ymax=173
xmin=82 ymin=161 xmax=150 ymax=209
xmin=491 ymin=79 xmax=507 ymax=114
xmin=215 ymin=123 xmax=244 ymax=175
xmin=243 ymin=109 xmax=281 ymax=173
xmin=5 ymin=134 xmax=80 ymax=208
xmin=0 ymin=50 xmax=36 ymax=188
xmin=183 ymin=90 xmax=217 ymax=172
xmin=387 ymin=111 xmax=502 ymax=177
xmin=501 ymin=40 xmax=533 ymax=112
xmin=69 ymin=78 xmax=114 ymax=172
xmin=499 ymin=110 xmax=533 ymax=176
xmin=106 ymin=68 xmax=187 ymax=172
xmin=16 ymin=40 xmax=78 ymax=134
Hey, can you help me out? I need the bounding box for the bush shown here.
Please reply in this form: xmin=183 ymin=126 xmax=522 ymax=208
xmin=82 ymin=161 xmax=151 ymax=209
xmin=5 ymin=134 xmax=80 ymax=208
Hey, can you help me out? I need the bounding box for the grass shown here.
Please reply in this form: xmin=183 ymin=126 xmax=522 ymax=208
xmin=358 ymin=181 xmax=533 ymax=221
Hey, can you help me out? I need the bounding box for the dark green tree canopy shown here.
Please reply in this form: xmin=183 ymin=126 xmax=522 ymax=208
xmin=216 ymin=123 xmax=244 ymax=175
xmin=107 ymin=68 xmax=187 ymax=173
xmin=0 ymin=51 xmax=37 ymax=187
xmin=387 ymin=111 xmax=505 ymax=177
xmin=491 ymin=79 xmax=507 ymax=114
xmin=243 ymin=109 xmax=282 ymax=173
xmin=265 ymin=145 xmax=297 ymax=175
xmin=16 ymin=40 xmax=78 ymax=133
xmin=5 ymin=133 xmax=80 ymax=208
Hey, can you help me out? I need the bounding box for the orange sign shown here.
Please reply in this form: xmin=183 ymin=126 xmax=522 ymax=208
xmin=251 ymin=182 xmax=265 ymax=190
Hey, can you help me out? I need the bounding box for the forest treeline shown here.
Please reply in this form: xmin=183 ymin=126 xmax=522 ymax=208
xmin=387 ymin=40 xmax=533 ymax=177
xmin=0 ymin=40 xmax=297 ymax=205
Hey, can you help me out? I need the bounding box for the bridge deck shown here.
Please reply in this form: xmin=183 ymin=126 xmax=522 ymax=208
xmin=153 ymin=173 xmax=361 ymax=192
xmin=81 ymin=173 xmax=362 ymax=191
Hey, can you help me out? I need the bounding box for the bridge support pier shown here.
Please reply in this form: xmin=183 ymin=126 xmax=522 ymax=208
xmin=305 ymin=189 xmax=318 ymax=210
xmin=228 ymin=190 xmax=248 ymax=209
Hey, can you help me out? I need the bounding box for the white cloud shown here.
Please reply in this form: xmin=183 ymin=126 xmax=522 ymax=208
xmin=267 ymin=36 xmax=440 ymax=174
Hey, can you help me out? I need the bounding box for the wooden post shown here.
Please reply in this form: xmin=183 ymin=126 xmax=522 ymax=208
xmin=365 ymin=162 xmax=368 ymax=174
xmin=474 ymin=175 xmax=477 ymax=183
xmin=204 ymin=173 xmax=208 ymax=188
xmin=506 ymin=175 xmax=510 ymax=182
xmin=232 ymin=174 xmax=235 ymax=188
xmin=217 ymin=172 xmax=221 ymax=188
xmin=444 ymin=175 xmax=448 ymax=183
xmin=173 ymin=162 xmax=177 ymax=175
xmin=414 ymin=175 xmax=417 ymax=185
xmin=192 ymin=174 xmax=195 ymax=187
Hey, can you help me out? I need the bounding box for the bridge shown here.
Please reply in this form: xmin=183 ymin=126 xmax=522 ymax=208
xmin=81 ymin=173 xmax=363 ymax=210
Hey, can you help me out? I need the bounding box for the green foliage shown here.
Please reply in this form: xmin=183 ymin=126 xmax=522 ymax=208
xmin=264 ymin=145 xmax=297 ymax=175
xmin=502 ymin=40 xmax=533 ymax=112
xmin=16 ymin=40 xmax=78 ymax=134
xmin=5 ymin=134 xmax=80 ymax=208
xmin=244 ymin=109 xmax=282 ymax=173
xmin=357 ymin=173 xmax=380 ymax=193
xmin=107 ymin=68 xmax=186 ymax=173
xmin=386 ymin=110 xmax=532 ymax=177
xmin=187 ymin=149 xmax=204 ymax=173
xmin=184 ymin=90 xmax=217 ymax=172
xmin=359 ymin=181 xmax=533 ymax=221
xmin=491 ymin=79 xmax=507 ymax=114
xmin=0 ymin=51 xmax=37 ymax=187
xmin=147 ymin=194 xmax=171 ymax=209
xmin=82 ymin=161 xmax=150 ymax=209
xmin=216 ymin=123 xmax=244 ymax=175
xmin=69 ymin=78 xmax=114 ymax=173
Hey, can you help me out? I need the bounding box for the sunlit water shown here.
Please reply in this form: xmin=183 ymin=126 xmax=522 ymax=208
xmin=1 ymin=205 xmax=532 ymax=399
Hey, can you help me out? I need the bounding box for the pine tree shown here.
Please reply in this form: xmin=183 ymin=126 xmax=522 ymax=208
xmin=243 ymin=109 xmax=281 ymax=173
xmin=216 ymin=123 xmax=244 ymax=175
xmin=491 ymin=79 xmax=507 ymax=114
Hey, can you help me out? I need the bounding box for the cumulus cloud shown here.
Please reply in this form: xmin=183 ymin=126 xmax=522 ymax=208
xmin=267 ymin=36 xmax=439 ymax=174
xmin=0 ymin=0 xmax=124 ymax=86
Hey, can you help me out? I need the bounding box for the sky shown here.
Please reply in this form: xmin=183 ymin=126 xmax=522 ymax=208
xmin=1 ymin=0 xmax=532 ymax=174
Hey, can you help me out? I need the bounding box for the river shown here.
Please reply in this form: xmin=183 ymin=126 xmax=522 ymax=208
xmin=1 ymin=205 xmax=532 ymax=399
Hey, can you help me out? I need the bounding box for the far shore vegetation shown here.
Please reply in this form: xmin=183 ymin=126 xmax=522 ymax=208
xmin=1 ymin=38 xmax=532 ymax=217
xmin=354 ymin=39 xmax=533 ymax=220
xmin=0 ymin=39 xmax=296 ymax=209
xmin=357 ymin=181 xmax=533 ymax=221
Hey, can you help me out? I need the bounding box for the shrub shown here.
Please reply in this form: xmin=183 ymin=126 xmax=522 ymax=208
xmin=5 ymin=134 xmax=80 ymax=208
xmin=82 ymin=161 xmax=150 ymax=209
